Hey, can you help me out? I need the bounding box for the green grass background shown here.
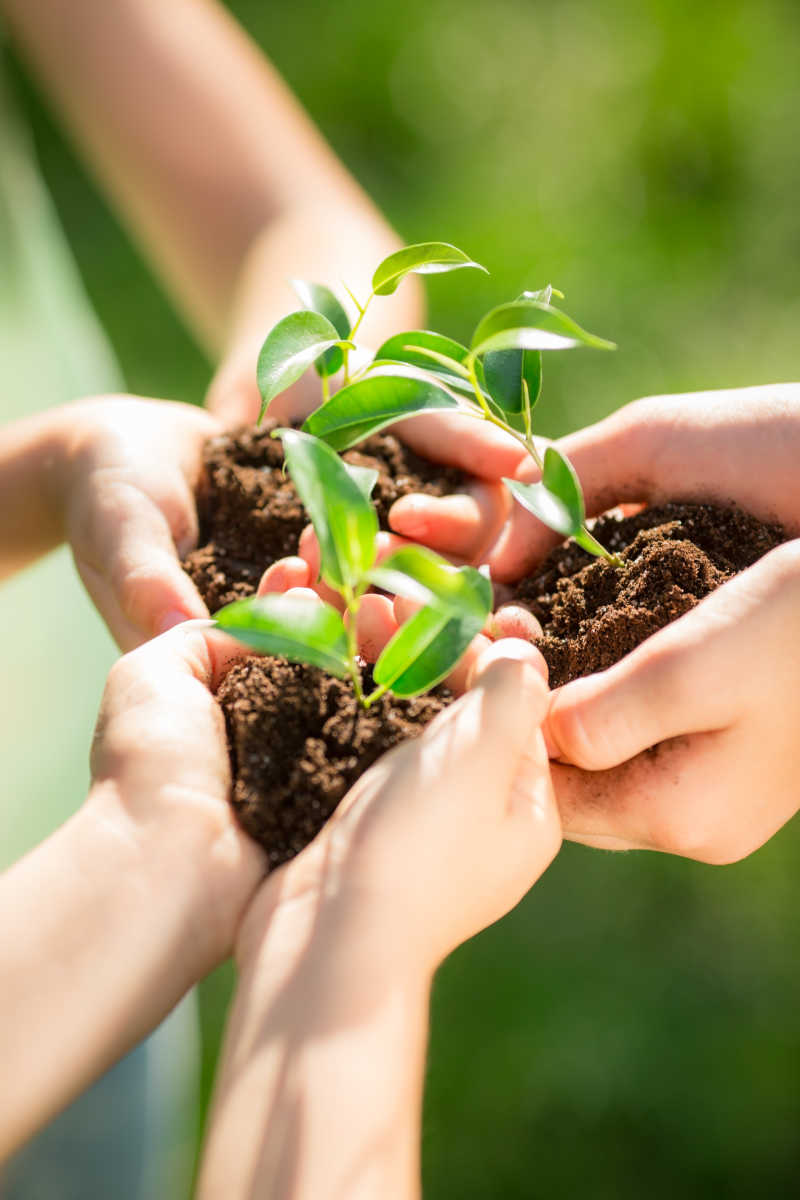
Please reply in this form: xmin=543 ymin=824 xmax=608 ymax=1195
xmin=9 ymin=0 xmax=800 ymax=1193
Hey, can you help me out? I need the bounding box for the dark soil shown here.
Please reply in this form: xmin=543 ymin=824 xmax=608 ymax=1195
xmin=183 ymin=421 xmax=464 ymax=612
xmin=511 ymin=501 xmax=787 ymax=688
xmin=217 ymin=657 xmax=448 ymax=868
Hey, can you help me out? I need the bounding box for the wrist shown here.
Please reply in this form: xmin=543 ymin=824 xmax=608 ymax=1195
xmin=85 ymin=779 xmax=251 ymax=985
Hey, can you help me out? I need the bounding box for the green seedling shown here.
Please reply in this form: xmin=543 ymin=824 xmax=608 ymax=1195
xmin=257 ymin=242 xmax=623 ymax=566
xmin=215 ymin=428 xmax=492 ymax=708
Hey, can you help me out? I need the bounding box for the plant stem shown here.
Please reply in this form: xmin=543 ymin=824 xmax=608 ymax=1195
xmin=362 ymin=681 xmax=389 ymax=709
xmin=341 ymin=290 xmax=375 ymax=385
xmin=343 ymin=586 xmax=368 ymax=707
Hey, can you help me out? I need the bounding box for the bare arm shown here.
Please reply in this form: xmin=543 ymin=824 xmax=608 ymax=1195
xmin=198 ymin=649 xmax=560 ymax=1198
xmin=1 ymin=0 xmax=421 ymax=385
xmin=0 ymin=625 xmax=264 ymax=1159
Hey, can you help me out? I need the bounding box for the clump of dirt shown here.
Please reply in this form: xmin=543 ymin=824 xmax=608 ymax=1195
xmin=512 ymin=502 xmax=787 ymax=688
xmin=217 ymin=657 xmax=448 ymax=869
xmin=183 ymin=422 xmax=464 ymax=612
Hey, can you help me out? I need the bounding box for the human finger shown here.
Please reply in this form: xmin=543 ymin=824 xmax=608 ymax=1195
xmin=72 ymin=479 xmax=209 ymax=651
xmin=389 ymin=481 xmax=509 ymax=561
xmin=391 ymin=410 xmax=527 ymax=479
xmin=257 ymin=557 xmax=312 ymax=595
xmin=543 ymin=580 xmax=751 ymax=771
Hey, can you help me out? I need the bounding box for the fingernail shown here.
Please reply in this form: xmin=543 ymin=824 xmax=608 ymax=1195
xmin=158 ymin=608 xmax=190 ymax=634
xmin=391 ymin=497 xmax=428 ymax=538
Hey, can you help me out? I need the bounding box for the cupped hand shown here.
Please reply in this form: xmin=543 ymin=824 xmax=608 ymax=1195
xmin=58 ymin=396 xmax=219 ymax=650
xmin=545 ymin=538 xmax=800 ymax=863
xmin=236 ymin=644 xmax=560 ymax=976
xmin=89 ymin=621 xmax=265 ymax=978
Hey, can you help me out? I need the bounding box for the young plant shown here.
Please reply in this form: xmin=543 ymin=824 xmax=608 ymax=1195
xmin=214 ymin=428 xmax=491 ymax=708
xmin=257 ymin=242 xmax=623 ymax=566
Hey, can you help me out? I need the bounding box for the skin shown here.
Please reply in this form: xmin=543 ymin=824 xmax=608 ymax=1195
xmin=0 ymin=621 xmax=557 ymax=1184
xmin=196 ymin=646 xmax=560 ymax=1200
xmin=0 ymin=397 xmax=220 ymax=650
xmin=392 ymin=383 xmax=800 ymax=862
xmin=0 ymin=622 xmax=264 ymax=1159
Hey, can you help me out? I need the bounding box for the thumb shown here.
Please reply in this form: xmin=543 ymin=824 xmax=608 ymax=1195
xmin=544 ymin=593 xmax=745 ymax=770
xmin=72 ymin=478 xmax=209 ymax=651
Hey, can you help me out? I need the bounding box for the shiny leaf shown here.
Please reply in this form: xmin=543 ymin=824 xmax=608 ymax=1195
xmin=503 ymin=446 xmax=585 ymax=538
xmin=277 ymin=429 xmax=377 ymax=591
xmin=303 ymin=374 xmax=460 ymax=451
xmin=373 ymin=603 xmax=487 ymax=697
xmin=369 ymin=546 xmax=491 ymax=618
xmin=256 ymin=311 xmax=351 ymax=422
xmin=291 ymin=279 xmax=351 ymax=378
xmin=471 ymin=300 xmax=616 ymax=357
xmin=372 ymin=242 xmax=487 ymax=296
xmin=214 ymin=593 xmax=349 ymax=676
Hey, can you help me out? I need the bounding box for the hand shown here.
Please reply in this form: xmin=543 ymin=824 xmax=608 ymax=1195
xmin=89 ymin=621 xmax=265 ymax=978
xmin=545 ymin=537 xmax=800 ymax=863
xmin=237 ymin=643 xmax=560 ymax=976
xmin=390 ymin=383 xmax=800 ymax=581
xmin=58 ymin=395 xmax=220 ymax=649
xmin=532 ymin=384 xmax=800 ymax=862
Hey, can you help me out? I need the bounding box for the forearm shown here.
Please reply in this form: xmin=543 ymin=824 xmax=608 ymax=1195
xmin=0 ymin=785 xmax=208 ymax=1159
xmin=3 ymin=0 xmax=409 ymax=354
xmin=197 ymin=899 xmax=431 ymax=1200
xmin=0 ymin=408 xmax=69 ymax=578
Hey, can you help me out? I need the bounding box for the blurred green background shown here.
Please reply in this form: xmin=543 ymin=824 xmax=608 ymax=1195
xmin=7 ymin=0 xmax=800 ymax=1193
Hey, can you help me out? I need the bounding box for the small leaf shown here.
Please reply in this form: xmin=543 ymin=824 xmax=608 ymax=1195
xmin=471 ymin=300 xmax=616 ymax=357
xmin=277 ymin=429 xmax=377 ymax=591
xmin=519 ymin=285 xmax=564 ymax=304
xmin=343 ymin=461 xmax=379 ymax=502
xmin=373 ymin=330 xmax=470 ymax=378
xmin=215 ymin=593 xmax=349 ymax=676
xmin=372 ymin=242 xmax=487 ymax=296
xmin=483 ymin=347 xmax=542 ymax=428
xmin=303 ymin=374 xmax=461 ymax=452
xmin=503 ymin=446 xmax=586 ymax=539
xmin=373 ymin=603 xmax=488 ymax=697
xmin=369 ymin=546 xmax=491 ymax=618
xmin=291 ymin=279 xmax=352 ymax=378
xmin=256 ymin=311 xmax=351 ymax=422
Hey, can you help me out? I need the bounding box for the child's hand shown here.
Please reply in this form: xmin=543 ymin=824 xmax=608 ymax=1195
xmin=0 ymin=622 xmax=264 ymax=1154
xmin=389 ymin=383 xmax=800 ymax=581
xmin=58 ymin=396 xmax=219 ymax=649
xmin=547 ymin=538 xmax=800 ymax=863
xmin=237 ymin=643 xmax=560 ymax=977
xmin=89 ymin=621 xmax=265 ymax=980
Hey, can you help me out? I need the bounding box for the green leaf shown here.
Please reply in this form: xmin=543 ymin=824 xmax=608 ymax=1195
xmin=369 ymin=546 xmax=491 ymax=618
xmin=373 ymin=603 xmax=488 ymax=698
xmin=373 ymin=330 xmax=470 ymax=377
xmin=214 ymin=593 xmax=349 ymax=677
xmin=256 ymin=311 xmax=351 ymax=422
xmin=303 ymin=374 xmax=461 ymax=452
xmin=519 ymin=285 xmax=564 ymax=304
xmin=277 ymin=429 xmax=377 ymax=591
xmin=372 ymin=242 xmax=487 ymax=296
xmin=471 ymin=300 xmax=616 ymax=357
xmin=291 ymin=279 xmax=352 ymax=378
xmin=503 ymin=446 xmax=586 ymax=539
xmin=483 ymin=348 xmax=542 ymax=429
xmin=343 ymin=461 xmax=379 ymax=502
